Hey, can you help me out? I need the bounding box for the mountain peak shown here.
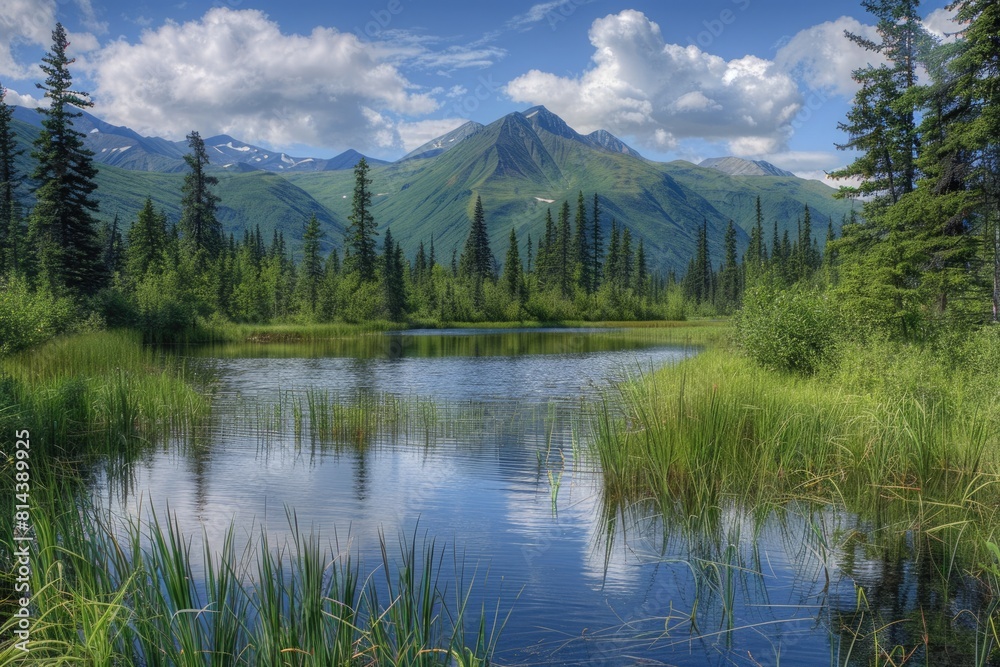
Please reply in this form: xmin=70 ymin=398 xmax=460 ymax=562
xmin=699 ymin=157 xmax=795 ymax=178
xmin=400 ymin=120 xmax=484 ymax=161
xmin=520 ymin=106 xmax=581 ymax=141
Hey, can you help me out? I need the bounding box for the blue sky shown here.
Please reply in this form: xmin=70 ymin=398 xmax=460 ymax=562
xmin=0 ymin=0 xmax=958 ymax=180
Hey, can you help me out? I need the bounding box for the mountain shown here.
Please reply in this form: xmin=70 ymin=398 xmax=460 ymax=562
xmin=204 ymin=136 xmax=389 ymax=173
xmin=400 ymin=121 xmax=484 ymax=161
xmin=699 ymin=157 xmax=796 ymax=178
xmin=6 ymin=105 xmax=855 ymax=273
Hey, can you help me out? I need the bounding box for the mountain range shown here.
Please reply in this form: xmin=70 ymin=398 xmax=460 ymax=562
xmin=7 ymin=105 xmax=856 ymax=273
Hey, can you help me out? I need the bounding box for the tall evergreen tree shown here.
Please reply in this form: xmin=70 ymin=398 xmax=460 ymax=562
xmin=179 ymin=130 xmax=222 ymax=261
xmin=459 ymin=195 xmax=496 ymax=283
xmin=503 ymin=227 xmax=524 ymax=302
xmin=635 ymin=238 xmax=649 ymax=297
xmin=300 ymin=213 xmax=324 ymax=314
xmin=590 ymin=194 xmax=604 ymax=293
xmin=719 ymin=220 xmax=741 ymax=311
xmin=744 ymin=196 xmax=766 ymax=282
xmin=948 ymin=0 xmax=1000 ymax=320
xmin=558 ymin=199 xmax=572 ymax=297
xmin=0 ymin=83 xmax=23 ymax=275
xmin=620 ymin=226 xmax=634 ymax=289
xmin=29 ymin=23 xmax=104 ymax=296
xmin=574 ymin=191 xmax=590 ymax=292
xmin=382 ymin=227 xmax=406 ymax=320
xmin=605 ymin=218 xmax=621 ymax=287
xmin=346 ymin=157 xmax=378 ymax=282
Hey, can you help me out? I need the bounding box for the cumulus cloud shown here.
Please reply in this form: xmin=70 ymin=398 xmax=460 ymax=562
xmin=774 ymin=17 xmax=885 ymax=98
xmin=0 ymin=0 xmax=57 ymax=78
xmin=85 ymin=8 xmax=440 ymax=153
xmin=924 ymin=7 xmax=963 ymax=43
xmin=3 ymin=87 xmax=45 ymax=108
xmin=505 ymin=10 xmax=802 ymax=155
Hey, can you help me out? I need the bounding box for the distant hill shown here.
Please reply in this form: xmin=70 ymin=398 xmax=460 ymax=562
xmin=699 ymin=157 xmax=796 ymax=178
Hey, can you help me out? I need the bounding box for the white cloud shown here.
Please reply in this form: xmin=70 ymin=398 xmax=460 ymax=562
xmin=924 ymin=7 xmax=963 ymax=44
xmin=371 ymin=29 xmax=506 ymax=73
xmin=507 ymin=0 xmax=598 ymax=31
xmin=397 ymin=118 xmax=471 ymax=152
xmin=0 ymin=0 xmax=57 ymax=78
xmin=505 ymin=10 xmax=802 ymax=156
xmin=3 ymin=87 xmax=45 ymax=108
xmin=0 ymin=0 xmax=101 ymax=79
xmin=85 ymin=8 xmax=439 ymax=153
xmin=774 ymin=16 xmax=886 ymax=98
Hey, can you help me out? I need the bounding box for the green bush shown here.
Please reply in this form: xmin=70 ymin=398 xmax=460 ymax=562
xmin=0 ymin=276 xmax=75 ymax=356
xmin=735 ymin=282 xmax=839 ymax=375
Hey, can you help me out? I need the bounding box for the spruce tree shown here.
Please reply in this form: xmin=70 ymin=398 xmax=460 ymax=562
xmin=503 ymin=227 xmax=524 ymax=302
xmin=29 ymin=23 xmax=104 ymax=296
xmin=620 ymin=226 xmax=633 ymax=290
xmin=346 ymin=157 xmax=378 ymax=282
xmin=574 ymin=191 xmax=590 ymax=292
xmin=382 ymin=227 xmax=406 ymax=320
xmin=635 ymin=238 xmax=649 ymax=297
xmin=458 ymin=195 xmax=496 ymax=283
xmin=179 ymin=130 xmax=222 ymax=261
xmin=591 ymin=193 xmax=603 ymax=292
xmin=300 ymin=213 xmax=324 ymax=314
xmin=605 ymin=218 xmax=620 ymax=288
xmin=558 ymin=199 xmax=572 ymax=297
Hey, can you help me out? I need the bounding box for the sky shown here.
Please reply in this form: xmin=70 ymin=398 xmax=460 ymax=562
xmin=0 ymin=0 xmax=961 ymax=182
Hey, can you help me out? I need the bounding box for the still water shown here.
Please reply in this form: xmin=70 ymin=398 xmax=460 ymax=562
xmin=90 ymin=329 xmax=990 ymax=665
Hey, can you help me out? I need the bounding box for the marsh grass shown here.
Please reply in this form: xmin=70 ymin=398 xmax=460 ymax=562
xmin=0 ymin=330 xmax=209 ymax=462
xmin=594 ymin=347 xmax=996 ymax=533
xmin=0 ymin=488 xmax=507 ymax=666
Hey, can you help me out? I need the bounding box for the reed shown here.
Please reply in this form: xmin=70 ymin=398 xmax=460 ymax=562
xmin=0 ymin=493 xmax=506 ymax=666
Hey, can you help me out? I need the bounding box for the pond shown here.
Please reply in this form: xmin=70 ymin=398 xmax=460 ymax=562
xmin=89 ymin=328 xmax=992 ymax=665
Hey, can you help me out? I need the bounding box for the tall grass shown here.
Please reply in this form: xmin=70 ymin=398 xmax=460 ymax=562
xmin=0 ymin=330 xmax=209 ymax=461
xmin=0 ymin=491 xmax=507 ymax=665
xmin=595 ymin=346 xmax=995 ymax=520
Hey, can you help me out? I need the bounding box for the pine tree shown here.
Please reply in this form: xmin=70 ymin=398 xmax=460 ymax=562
xmin=414 ymin=240 xmax=427 ymax=286
xmin=382 ymin=227 xmax=406 ymax=320
xmin=300 ymin=213 xmax=324 ymax=314
xmin=591 ymin=193 xmax=603 ymax=292
xmin=503 ymin=227 xmax=524 ymax=302
xmin=635 ymin=238 xmax=649 ymax=297
xmin=621 ymin=226 xmax=633 ymax=290
xmin=29 ymin=23 xmax=105 ymax=296
xmin=719 ymin=220 xmax=741 ymax=311
xmin=558 ymin=199 xmax=572 ymax=297
xmin=604 ymin=218 xmax=620 ymax=288
xmin=573 ymin=191 xmax=590 ymax=293
xmin=949 ymin=0 xmax=1000 ymax=320
xmin=744 ymin=196 xmax=766 ymax=282
xmin=179 ymin=130 xmax=222 ymax=262
xmin=0 ymin=83 xmax=23 ymax=275
xmin=99 ymin=214 xmax=124 ymax=280
xmin=346 ymin=157 xmax=378 ymax=282
xmin=459 ymin=195 xmax=496 ymax=283
xmin=829 ymin=0 xmax=929 ymax=203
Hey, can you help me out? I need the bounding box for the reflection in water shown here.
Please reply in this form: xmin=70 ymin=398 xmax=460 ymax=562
xmin=90 ymin=330 xmax=998 ymax=666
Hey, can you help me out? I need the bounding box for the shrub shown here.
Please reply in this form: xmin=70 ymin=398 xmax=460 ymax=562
xmin=735 ymin=282 xmax=839 ymax=375
xmin=0 ymin=276 xmax=75 ymax=356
